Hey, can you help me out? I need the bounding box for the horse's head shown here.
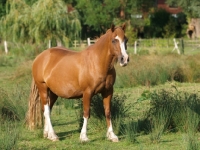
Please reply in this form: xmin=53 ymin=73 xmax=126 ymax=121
xmin=110 ymin=24 xmax=129 ymax=67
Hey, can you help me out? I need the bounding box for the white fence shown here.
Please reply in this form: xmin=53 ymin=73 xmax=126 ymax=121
xmin=131 ymin=38 xmax=200 ymax=54
xmin=72 ymin=38 xmax=96 ymax=48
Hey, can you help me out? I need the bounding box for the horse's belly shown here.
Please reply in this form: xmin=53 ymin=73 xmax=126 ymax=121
xmin=48 ymin=81 xmax=83 ymax=99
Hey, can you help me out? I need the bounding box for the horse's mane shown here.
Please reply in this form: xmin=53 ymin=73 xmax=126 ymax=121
xmin=92 ymin=26 xmax=123 ymax=44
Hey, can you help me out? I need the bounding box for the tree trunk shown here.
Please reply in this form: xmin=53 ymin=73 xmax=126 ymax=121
xmin=189 ymin=18 xmax=200 ymax=38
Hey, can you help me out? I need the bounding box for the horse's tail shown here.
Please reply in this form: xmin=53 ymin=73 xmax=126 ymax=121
xmin=26 ymin=78 xmax=43 ymax=130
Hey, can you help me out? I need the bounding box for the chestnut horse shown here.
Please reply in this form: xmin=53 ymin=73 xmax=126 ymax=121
xmin=27 ymin=24 xmax=129 ymax=142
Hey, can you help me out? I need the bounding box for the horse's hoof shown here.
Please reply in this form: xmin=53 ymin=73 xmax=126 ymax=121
xmin=107 ymin=132 xmax=119 ymax=142
xmin=80 ymin=137 xmax=90 ymax=143
xmin=80 ymin=133 xmax=90 ymax=143
xmin=47 ymin=136 xmax=59 ymax=141
xmin=47 ymin=132 xmax=59 ymax=141
xmin=43 ymin=132 xmax=48 ymax=138
xmin=110 ymin=137 xmax=119 ymax=142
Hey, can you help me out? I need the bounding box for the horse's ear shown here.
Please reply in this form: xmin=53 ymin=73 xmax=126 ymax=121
xmin=111 ymin=24 xmax=115 ymax=32
xmin=121 ymin=23 xmax=126 ymax=31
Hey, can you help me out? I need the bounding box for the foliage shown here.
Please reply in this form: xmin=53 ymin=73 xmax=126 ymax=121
xmin=30 ymin=0 xmax=68 ymax=43
xmin=75 ymin=0 xmax=121 ymax=32
xmin=163 ymin=16 xmax=177 ymax=38
xmin=0 ymin=0 xmax=7 ymax=18
xmin=0 ymin=0 xmax=81 ymax=44
xmin=149 ymin=9 xmax=171 ymax=38
xmin=75 ymin=0 xmax=155 ymax=38
xmin=125 ymin=25 xmax=137 ymax=46
xmin=166 ymin=0 xmax=200 ymax=18
xmin=0 ymin=0 xmax=31 ymax=41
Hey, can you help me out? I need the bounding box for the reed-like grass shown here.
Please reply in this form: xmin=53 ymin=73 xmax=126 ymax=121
xmin=115 ymin=53 xmax=200 ymax=88
xmin=138 ymin=89 xmax=200 ymax=146
xmin=0 ymin=83 xmax=29 ymax=150
xmin=125 ymin=120 xmax=138 ymax=143
xmin=0 ymin=120 xmax=22 ymax=150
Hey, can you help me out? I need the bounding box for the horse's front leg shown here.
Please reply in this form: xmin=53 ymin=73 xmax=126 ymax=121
xmin=102 ymin=88 xmax=119 ymax=142
xmin=80 ymin=90 xmax=91 ymax=142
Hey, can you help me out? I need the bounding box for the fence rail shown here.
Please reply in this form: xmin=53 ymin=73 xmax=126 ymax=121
xmin=1 ymin=38 xmax=200 ymax=55
xmin=72 ymin=38 xmax=96 ymax=47
xmin=130 ymin=38 xmax=200 ymax=54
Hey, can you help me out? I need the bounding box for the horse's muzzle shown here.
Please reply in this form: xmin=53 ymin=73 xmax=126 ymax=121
xmin=120 ymin=56 xmax=129 ymax=67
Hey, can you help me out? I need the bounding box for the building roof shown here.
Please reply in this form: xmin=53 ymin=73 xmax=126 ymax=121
xmin=157 ymin=0 xmax=182 ymax=14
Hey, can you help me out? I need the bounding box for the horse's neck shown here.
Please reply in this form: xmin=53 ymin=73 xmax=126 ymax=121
xmin=87 ymin=36 xmax=115 ymax=74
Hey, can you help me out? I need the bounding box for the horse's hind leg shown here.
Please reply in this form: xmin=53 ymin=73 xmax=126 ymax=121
xmin=102 ymin=88 xmax=119 ymax=142
xmin=36 ymin=82 xmax=59 ymax=141
xmin=49 ymin=90 xmax=58 ymax=110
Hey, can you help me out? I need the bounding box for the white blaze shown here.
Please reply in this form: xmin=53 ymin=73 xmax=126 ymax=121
xmin=115 ymin=36 xmax=128 ymax=66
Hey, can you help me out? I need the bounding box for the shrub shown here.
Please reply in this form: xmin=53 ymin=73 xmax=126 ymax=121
xmin=136 ymin=89 xmax=200 ymax=145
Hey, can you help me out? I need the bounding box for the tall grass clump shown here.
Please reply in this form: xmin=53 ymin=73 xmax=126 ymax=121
xmin=0 ymin=83 xmax=30 ymax=149
xmin=147 ymin=90 xmax=175 ymax=143
xmin=182 ymin=93 xmax=200 ymax=150
xmin=138 ymin=89 xmax=200 ymax=146
xmin=115 ymin=53 xmax=200 ymax=88
xmin=0 ymin=120 xmax=22 ymax=150
xmin=0 ymin=54 xmax=18 ymax=67
xmin=125 ymin=120 xmax=138 ymax=143
xmin=0 ymin=85 xmax=29 ymax=121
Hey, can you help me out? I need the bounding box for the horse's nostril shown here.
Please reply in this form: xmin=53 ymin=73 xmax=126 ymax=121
xmin=127 ymin=57 xmax=130 ymax=62
xmin=121 ymin=57 xmax=124 ymax=61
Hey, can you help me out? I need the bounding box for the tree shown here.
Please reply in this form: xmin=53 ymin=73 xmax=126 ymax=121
xmin=0 ymin=0 xmax=7 ymax=18
xmin=0 ymin=0 xmax=81 ymax=45
xmin=75 ymin=0 xmax=121 ymax=33
xmin=166 ymin=0 xmax=200 ymax=18
xmin=74 ymin=0 xmax=156 ymax=39
xmin=0 ymin=0 xmax=31 ymax=42
xmin=30 ymin=0 xmax=69 ymax=44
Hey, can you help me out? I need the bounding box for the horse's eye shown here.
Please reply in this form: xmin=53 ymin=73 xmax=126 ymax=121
xmin=112 ymin=39 xmax=118 ymax=43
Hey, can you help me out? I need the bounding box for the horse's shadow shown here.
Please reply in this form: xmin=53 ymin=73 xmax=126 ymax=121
xmin=57 ymin=129 xmax=79 ymax=141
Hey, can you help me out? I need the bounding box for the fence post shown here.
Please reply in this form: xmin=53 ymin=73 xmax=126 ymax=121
xmin=48 ymin=40 xmax=51 ymax=48
xmin=134 ymin=41 xmax=137 ymax=54
xmin=180 ymin=38 xmax=184 ymax=54
xmin=4 ymin=41 xmax=8 ymax=54
xmin=87 ymin=38 xmax=91 ymax=46
xmin=74 ymin=40 xmax=77 ymax=48
xmin=172 ymin=38 xmax=180 ymax=55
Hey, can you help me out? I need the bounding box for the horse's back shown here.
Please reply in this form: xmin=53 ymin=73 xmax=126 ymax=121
xmin=32 ymin=47 xmax=77 ymax=81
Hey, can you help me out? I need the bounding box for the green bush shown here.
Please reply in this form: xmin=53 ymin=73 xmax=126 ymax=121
xmin=137 ymin=89 xmax=200 ymax=144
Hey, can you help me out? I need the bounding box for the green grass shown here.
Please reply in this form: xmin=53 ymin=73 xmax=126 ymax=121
xmin=2 ymin=44 xmax=200 ymax=149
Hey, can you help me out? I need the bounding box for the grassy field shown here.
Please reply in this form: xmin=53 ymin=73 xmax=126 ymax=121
xmin=1 ymin=44 xmax=200 ymax=149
